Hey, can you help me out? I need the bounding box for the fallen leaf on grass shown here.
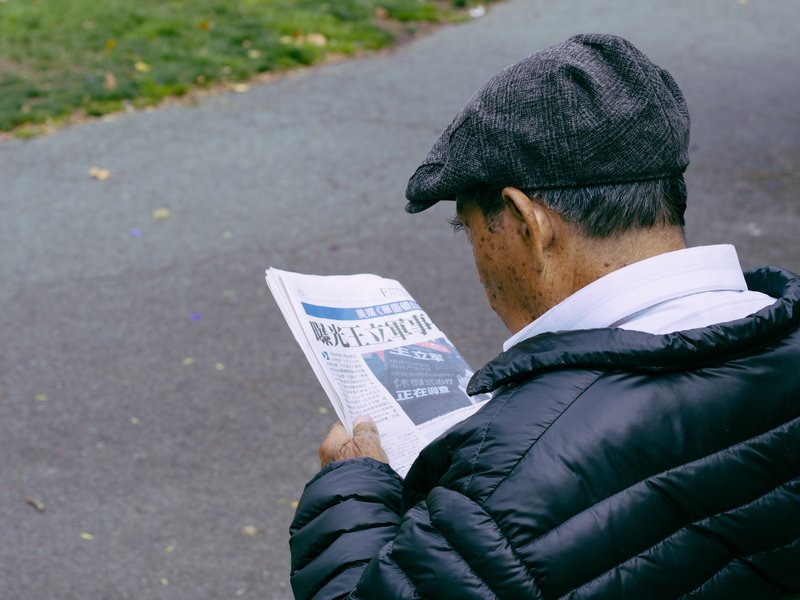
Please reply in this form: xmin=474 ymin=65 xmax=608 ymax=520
xmin=134 ymin=61 xmax=151 ymax=73
xmin=279 ymin=33 xmax=327 ymax=47
xmin=104 ymin=71 xmax=117 ymax=91
xmin=304 ymin=33 xmax=328 ymax=47
xmin=26 ymin=497 xmax=46 ymax=513
xmin=285 ymin=33 xmax=328 ymax=47
xmin=88 ymin=166 xmax=111 ymax=181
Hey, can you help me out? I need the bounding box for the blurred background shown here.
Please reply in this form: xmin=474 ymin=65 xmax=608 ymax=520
xmin=1 ymin=0 xmax=798 ymax=598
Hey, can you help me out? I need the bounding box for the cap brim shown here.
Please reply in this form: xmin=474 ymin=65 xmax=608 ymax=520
xmin=404 ymin=198 xmax=441 ymax=214
xmin=405 ymin=159 xmax=455 ymax=213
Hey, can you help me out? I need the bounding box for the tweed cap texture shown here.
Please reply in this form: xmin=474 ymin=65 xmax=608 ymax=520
xmin=405 ymin=33 xmax=690 ymax=213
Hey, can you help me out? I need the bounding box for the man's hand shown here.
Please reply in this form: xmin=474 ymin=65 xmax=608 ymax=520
xmin=319 ymin=415 xmax=389 ymax=468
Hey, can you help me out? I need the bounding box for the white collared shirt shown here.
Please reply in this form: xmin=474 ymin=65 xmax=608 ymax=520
xmin=504 ymin=245 xmax=776 ymax=351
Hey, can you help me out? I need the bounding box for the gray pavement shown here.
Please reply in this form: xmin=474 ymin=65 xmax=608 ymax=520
xmin=1 ymin=0 xmax=799 ymax=598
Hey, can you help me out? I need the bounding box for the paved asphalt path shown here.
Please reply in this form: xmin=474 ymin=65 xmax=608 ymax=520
xmin=2 ymin=1 xmax=798 ymax=598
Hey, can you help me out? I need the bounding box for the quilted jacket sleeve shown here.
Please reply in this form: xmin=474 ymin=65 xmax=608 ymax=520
xmin=353 ymin=488 xmax=543 ymax=600
xmin=289 ymin=456 xmax=542 ymax=600
xmin=289 ymin=458 xmax=404 ymax=600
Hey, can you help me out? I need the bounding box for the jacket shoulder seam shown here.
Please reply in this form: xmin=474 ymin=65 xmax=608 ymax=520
xmin=480 ymin=371 xmax=605 ymax=503
xmin=463 ymin=383 xmax=525 ymax=491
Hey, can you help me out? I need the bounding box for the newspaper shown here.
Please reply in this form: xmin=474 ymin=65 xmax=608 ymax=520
xmin=266 ymin=267 xmax=490 ymax=477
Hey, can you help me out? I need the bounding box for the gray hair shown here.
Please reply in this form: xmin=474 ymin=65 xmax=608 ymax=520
xmin=472 ymin=175 xmax=687 ymax=238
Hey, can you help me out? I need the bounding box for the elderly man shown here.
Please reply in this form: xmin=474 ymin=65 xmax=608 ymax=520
xmin=289 ymin=34 xmax=800 ymax=599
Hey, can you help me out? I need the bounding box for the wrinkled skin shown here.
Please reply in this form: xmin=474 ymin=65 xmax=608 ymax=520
xmin=318 ymin=416 xmax=388 ymax=468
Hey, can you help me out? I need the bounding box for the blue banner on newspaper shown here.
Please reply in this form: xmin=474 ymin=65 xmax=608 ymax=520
xmin=301 ymin=300 xmax=421 ymax=321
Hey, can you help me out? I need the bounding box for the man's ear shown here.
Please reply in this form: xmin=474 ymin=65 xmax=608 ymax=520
xmin=501 ymin=187 xmax=555 ymax=269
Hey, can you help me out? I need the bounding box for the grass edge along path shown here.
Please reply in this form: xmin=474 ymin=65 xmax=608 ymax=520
xmin=0 ymin=0 xmax=496 ymax=138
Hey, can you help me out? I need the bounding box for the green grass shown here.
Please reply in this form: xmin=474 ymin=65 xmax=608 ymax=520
xmin=0 ymin=0 xmax=488 ymax=134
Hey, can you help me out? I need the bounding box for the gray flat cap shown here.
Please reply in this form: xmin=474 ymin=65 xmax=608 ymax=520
xmin=405 ymin=33 xmax=690 ymax=213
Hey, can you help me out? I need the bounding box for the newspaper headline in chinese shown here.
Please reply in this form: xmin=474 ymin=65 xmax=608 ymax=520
xmin=266 ymin=268 xmax=489 ymax=477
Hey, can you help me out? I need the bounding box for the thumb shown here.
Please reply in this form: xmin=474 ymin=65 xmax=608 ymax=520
xmin=352 ymin=414 xmax=379 ymax=437
xmin=351 ymin=415 xmax=388 ymax=463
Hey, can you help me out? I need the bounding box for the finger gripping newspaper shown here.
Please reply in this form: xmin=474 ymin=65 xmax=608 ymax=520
xmin=266 ymin=268 xmax=490 ymax=477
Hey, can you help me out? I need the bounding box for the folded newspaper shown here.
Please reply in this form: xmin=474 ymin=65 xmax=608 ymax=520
xmin=266 ymin=268 xmax=490 ymax=477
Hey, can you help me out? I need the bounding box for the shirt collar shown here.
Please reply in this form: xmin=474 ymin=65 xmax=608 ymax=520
xmin=503 ymin=244 xmax=747 ymax=351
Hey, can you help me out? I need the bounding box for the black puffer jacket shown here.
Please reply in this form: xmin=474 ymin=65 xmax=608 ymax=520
xmin=289 ymin=267 xmax=800 ymax=599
